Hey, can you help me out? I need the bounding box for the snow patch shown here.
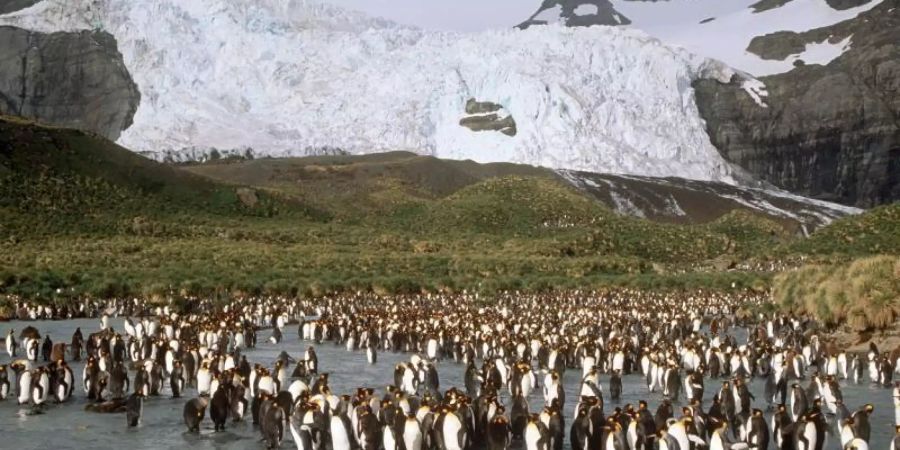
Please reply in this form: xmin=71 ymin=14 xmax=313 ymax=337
xmin=787 ymin=35 xmax=852 ymax=68
xmin=534 ymin=5 xmax=564 ymax=23
xmin=574 ymin=4 xmax=601 ymax=16
xmin=0 ymin=0 xmax=744 ymax=184
xmin=662 ymin=194 xmax=687 ymax=217
xmin=741 ymin=79 xmax=769 ymax=108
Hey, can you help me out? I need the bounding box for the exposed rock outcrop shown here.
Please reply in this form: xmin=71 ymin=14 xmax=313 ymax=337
xmin=694 ymin=2 xmax=900 ymax=207
xmin=0 ymin=26 xmax=140 ymax=141
xmin=824 ymin=0 xmax=873 ymax=10
xmin=459 ymin=99 xmax=517 ymax=137
xmin=517 ymin=0 xmax=630 ymax=29
xmin=749 ymin=0 xmax=796 ymax=13
xmin=0 ymin=0 xmax=41 ymax=15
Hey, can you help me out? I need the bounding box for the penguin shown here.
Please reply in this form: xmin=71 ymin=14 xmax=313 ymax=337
xmin=211 ymin=384 xmax=231 ymax=431
xmin=543 ymin=370 xmax=565 ymax=410
xmin=357 ymin=405 xmax=382 ymax=450
xmin=291 ymin=413 xmax=316 ymax=450
xmin=107 ymin=362 xmax=129 ymax=400
xmin=367 ymin=344 xmax=377 ymax=365
xmin=230 ymin=384 xmax=248 ymax=422
xmin=851 ymin=354 xmax=863 ymax=384
xmin=268 ymin=327 xmax=282 ymax=345
xmin=839 ymin=418 xmax=857 ymax=449
xmin=134 ymin=366 xmax=151 ymax=397
xmin=305 ymin=347 xmax=318 ymax=375
xmin=261 ymin=402 xmax=285 ymax=449
xmin=26 ymin=338 xmax=38 ymax=361
xmin=709 ymin=419 xmax=743 ymax=450
xmin=658 ymin=429 xmax=679 ymax=450
xmin=53 ymin=360 xmax=75 ymax=403
xmin=894 ymin=382 xmax=900 ymax=427
xmin=609 ymin=369 xmax=623 ymax=403
xmin=148 ymin=361 xmax=163 ymax=396
xmin=487 ymin=406 xmax=510 ymax=450
xmin=31 ymin=366 xmax=50 ymax=407
xmin=5 ymin=330 xmax=15 ymax=358
xmin=0 ymin=365 xmax=9 ymax=400
xmin=792 ymin=413 xmax=818 ymax=450
xmin=41 ymin=335 xmax=53 ymax=362
xmin=684 ymin=370 xmax=704 ymax=404
xmin=655 ymin=399 xmax=674 ymax=432
xmin=440 ymin=406 xmax=467 ymax=450
xmin=170 ymin=360 xmax=185 ymax=398
xmin=184 ymin=397 xmax=208 ymax=432
xmin=510 ymin=394 xmax=529 ymax=440
xmin=402 ymin=413 xmax=424 ymax=450
xmin=747 ymin=409 xmax=769 ymax=450
xmin=541 ymin=402 xmax=565 ymax=450
xmin=126 ymin=392 xmax=144 ymax=427
xmin=790 ymin=384 xmax=808 ymax=423
xmin=197 ymin=362 xmax=212 ymax=396
xmin=275 ymin=391 xmax=294 ymax=423
xmin=524 ymin=414 xmax=550 ymax=450
xmin=329 ymin=409 xmax=354 ymax=450
xmin=252 ymin=391 xmax=271 ymax=425
xmin=850 ymin=404 xmax=873 ymax=442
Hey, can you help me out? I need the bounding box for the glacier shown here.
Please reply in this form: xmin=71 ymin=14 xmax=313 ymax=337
xmin=0 ymin=0 xmax=750 ymax=183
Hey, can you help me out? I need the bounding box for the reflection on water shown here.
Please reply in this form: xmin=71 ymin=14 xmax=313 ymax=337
xmin=0 ymin=318 xmax=895 ymax=449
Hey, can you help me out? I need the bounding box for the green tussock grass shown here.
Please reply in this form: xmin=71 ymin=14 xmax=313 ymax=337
xmin=1 ymin=117 xmax=897 ymax=302
xmin=774 ymin=255 xmax=900 ymax=331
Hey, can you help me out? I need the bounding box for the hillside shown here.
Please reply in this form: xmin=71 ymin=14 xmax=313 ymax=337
xmin=1 ymin=118 xmax=895 ymax=301
xmin=0 ymin=116 xmax=319 ymax=238
xmin=185 ymin=152 xmax=857 ymax=231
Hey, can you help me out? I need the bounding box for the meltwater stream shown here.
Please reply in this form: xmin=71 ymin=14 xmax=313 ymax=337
xmin=0 ymin=318 xmax=895 ymax=449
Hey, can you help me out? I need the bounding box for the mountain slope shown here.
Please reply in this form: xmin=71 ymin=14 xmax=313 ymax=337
xmin=694 ymin=0 xmax=900 ymax=207
xmin=0 ymin=0 xmax=746 ymax=184
xmin=0 ymin=117 xmax=886 ymax=298
xmin=183 ymin=151 xmax=859 ymax=230
xmin=0 ymin=116 xmax=315 ymax=238
xmin=522 ymin=0 xmax=884 ymax=76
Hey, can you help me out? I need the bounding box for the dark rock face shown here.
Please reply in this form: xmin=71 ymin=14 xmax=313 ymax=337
xmin=0 ymin=0 xmax=42 ymax=15
xmin=0 ymin=26 xmax=140 ymax=141
xmin=518 ymin=0 xmax=630 ymax=29
xmin=695 ymin=3 xmax=900 ymax=207
xmin=749 ymin=0 xmax=796 ymax=13
xmin=824 ymin=0 xmax=872 ymax=10
xmin=459 ymin=99 xmax=517 ymax=137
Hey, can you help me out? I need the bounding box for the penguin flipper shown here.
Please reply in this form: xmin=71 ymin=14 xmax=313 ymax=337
xmin=688 ymin=434 xmax=706 ymax=447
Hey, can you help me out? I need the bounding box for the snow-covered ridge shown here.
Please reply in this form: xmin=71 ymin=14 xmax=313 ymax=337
xmin=558 ymin=169 xmax=861 ymax=230
xmin=610 ymin=0 xmax=885 ymax=75
xmin=2 ymin=0 xmax=745 ymax=183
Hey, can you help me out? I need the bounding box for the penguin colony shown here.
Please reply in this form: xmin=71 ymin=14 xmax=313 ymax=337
xmin=1 ymin=290 xmax=899 ymax=450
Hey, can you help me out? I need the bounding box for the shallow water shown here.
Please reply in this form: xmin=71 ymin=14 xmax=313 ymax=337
xmin=0 ymin=318 xmax=895 ymax=449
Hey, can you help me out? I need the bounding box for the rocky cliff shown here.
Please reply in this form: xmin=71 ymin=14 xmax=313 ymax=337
xmin=0 ymin=25 xmax=139 ymax=141
xmin=517 ymin=0 xmax=630 ymax=29
xmin=694 ymin=1 xmax=900 ymax=207
xmin=0 ymin=0 xmax=41 ymax=15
